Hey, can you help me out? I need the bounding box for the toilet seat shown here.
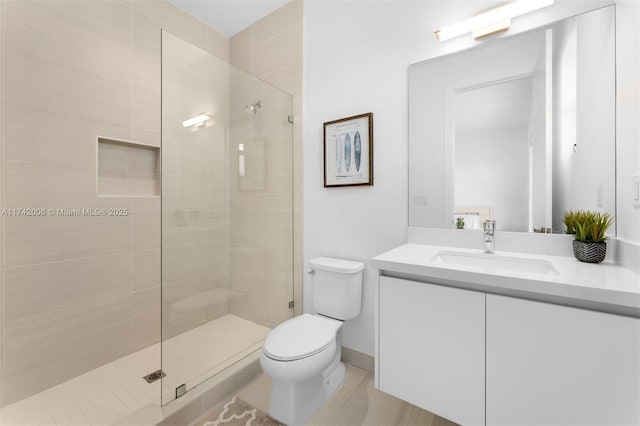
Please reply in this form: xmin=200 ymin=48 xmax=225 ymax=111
xmin=264 ymin=314 xmax=341 ymax=361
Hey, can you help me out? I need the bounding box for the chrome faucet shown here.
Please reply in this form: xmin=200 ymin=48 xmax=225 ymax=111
xmin=483 ymin=220 xmax=496 ymax=253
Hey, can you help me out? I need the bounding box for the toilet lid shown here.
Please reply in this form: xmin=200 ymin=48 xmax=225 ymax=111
xmin=264 ymin=314 xmax=339 ymax=361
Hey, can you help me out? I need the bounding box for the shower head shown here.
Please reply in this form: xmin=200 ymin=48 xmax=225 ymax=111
xmin=245 ymin=100 xmax=262 ymax=115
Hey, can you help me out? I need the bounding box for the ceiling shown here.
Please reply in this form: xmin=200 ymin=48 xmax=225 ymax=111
xmin=169 ymin=0 xmax=291 ymax=37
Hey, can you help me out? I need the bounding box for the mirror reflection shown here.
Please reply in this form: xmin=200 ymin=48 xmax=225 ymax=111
xmin=455 ymin=75 xmax=543 ymax=232
xmin=409 ymin=6 xmax=615 ymax=234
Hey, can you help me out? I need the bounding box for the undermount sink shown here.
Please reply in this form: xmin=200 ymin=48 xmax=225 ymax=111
xmin=431 ymin=250 xmax=560 ymax=275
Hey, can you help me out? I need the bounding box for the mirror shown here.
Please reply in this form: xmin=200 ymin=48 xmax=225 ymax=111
xmin=409 ymin=6 xmax=615 ymax=234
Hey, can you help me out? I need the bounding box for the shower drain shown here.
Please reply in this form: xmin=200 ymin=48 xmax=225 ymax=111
xmin=143 ymin=369 xmax=166 ymax=383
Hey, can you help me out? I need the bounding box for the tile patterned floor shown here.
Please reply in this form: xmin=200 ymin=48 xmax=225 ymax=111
xmin=0 ymin=315 xmax=270 ymax=426
xmin=194 ymin=364 xmax=459 ymax=426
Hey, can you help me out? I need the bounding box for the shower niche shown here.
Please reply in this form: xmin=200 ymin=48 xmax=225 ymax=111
xmin=96 ymin=137 xmax=160 ymax=197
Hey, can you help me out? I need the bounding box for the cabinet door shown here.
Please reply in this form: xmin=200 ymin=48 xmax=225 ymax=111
xmin=487 ymin=294 xmax=640 ymax=425
xmin=379 ymin=276 xmax=485 ymax=426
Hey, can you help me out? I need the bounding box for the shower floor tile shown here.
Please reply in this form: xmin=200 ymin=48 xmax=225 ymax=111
xmin=0 ymin=314 xmax=270 ymax=426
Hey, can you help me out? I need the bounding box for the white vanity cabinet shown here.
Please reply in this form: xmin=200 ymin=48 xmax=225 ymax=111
xmin=486 ymin=294 xmax=640 ymax=426
xmin=378 ymin=276 xmax=486 ymax=426
xmin=374 ymin=243 xmax=640 ymax=425
xmin=376 ymin=276 xmax=640 ymax=426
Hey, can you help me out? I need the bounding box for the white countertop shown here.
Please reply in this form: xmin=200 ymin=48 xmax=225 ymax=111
xmin=371 ymin=244 xmax=640 ymax=317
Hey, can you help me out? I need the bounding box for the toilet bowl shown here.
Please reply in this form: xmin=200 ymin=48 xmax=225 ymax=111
xmin=260 ymin=314 xmax=345 ymax=425
xmin=260 ymin=257 xmax=364 ymax=426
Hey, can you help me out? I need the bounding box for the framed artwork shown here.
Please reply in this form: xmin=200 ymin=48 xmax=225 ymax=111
xmin=323 ymin=112 xmax=373 ymax=187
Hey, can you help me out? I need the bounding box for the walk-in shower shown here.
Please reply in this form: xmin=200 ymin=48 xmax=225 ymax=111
xmin=0 ymin=10 xmax=293 ymax=422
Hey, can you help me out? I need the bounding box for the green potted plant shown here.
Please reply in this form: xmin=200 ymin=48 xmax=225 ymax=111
xmin=562 ymin=210 xmax=614 ymax=263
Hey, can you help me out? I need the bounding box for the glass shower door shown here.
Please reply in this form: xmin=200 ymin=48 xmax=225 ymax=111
xmin=160 ymin=31 xmax=294 ymax=405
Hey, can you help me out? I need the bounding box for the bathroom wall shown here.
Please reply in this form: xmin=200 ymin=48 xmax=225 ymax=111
xmin=303 ymin=0 xmax=634 ymax=357
xmin=0 ymin=0 xmax=229 ymax=406
xmin=229 ymin=0 xmax=304 ymax=322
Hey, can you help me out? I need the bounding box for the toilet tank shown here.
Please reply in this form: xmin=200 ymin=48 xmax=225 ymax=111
xmin=310 ymin=257 xmax=364 ymax=321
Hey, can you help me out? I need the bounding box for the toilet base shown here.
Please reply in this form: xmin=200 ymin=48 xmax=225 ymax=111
xmin=323 ymin=360 xmax=346 ymax=399
xmin=268 ymin=360 xmax=346 ymax=426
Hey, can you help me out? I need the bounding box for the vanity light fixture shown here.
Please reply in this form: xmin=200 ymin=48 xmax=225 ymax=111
xmin=182 ymin=113 xmax=212 ymax=128
xmin=472 ymin=19 xmax=512 ymax=39
xmin=434 ymin=0 xmax=554 ymax=41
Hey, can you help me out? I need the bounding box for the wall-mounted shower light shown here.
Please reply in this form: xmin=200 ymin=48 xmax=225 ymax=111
xmin=182 ymin=113 xmax=211 ymax=128
xmin=434 ymin=0 xmax=554 ymax=41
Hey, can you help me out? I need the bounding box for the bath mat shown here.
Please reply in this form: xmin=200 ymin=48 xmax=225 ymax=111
xmin=194 ymin=396 xmax=285 ymax=426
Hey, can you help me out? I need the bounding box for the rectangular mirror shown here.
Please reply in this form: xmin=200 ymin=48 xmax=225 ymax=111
xmin=409 ymin=5 xmax=615 ymax=235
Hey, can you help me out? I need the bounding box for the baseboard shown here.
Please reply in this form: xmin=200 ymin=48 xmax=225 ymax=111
xmin=341 ymin=347 xmax=374 ymax=373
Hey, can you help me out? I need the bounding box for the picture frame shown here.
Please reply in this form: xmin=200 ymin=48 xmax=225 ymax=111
xmin=323 ymin=112 xmax=373 ymax=187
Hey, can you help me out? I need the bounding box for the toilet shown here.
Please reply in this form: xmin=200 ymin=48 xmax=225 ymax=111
xmin=260 ymin=257 xmax=364 ymax=425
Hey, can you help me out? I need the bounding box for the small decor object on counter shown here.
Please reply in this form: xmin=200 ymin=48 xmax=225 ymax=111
xmin=562 ymin=210 xmax=614 ymax=263
xmin=323 ymin=113 xmax=373 ymax=187
xmin=573 ymin=240 xmax=607 ymax=263
xmin=456 ymin=217 xmax=465 ymax=229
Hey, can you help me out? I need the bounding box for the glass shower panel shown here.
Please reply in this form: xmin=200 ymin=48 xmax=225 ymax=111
xmin=161 ymin=31 xmax=293 ymax=405
xmin=227 ymin=62 xmax=295 ymax=331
